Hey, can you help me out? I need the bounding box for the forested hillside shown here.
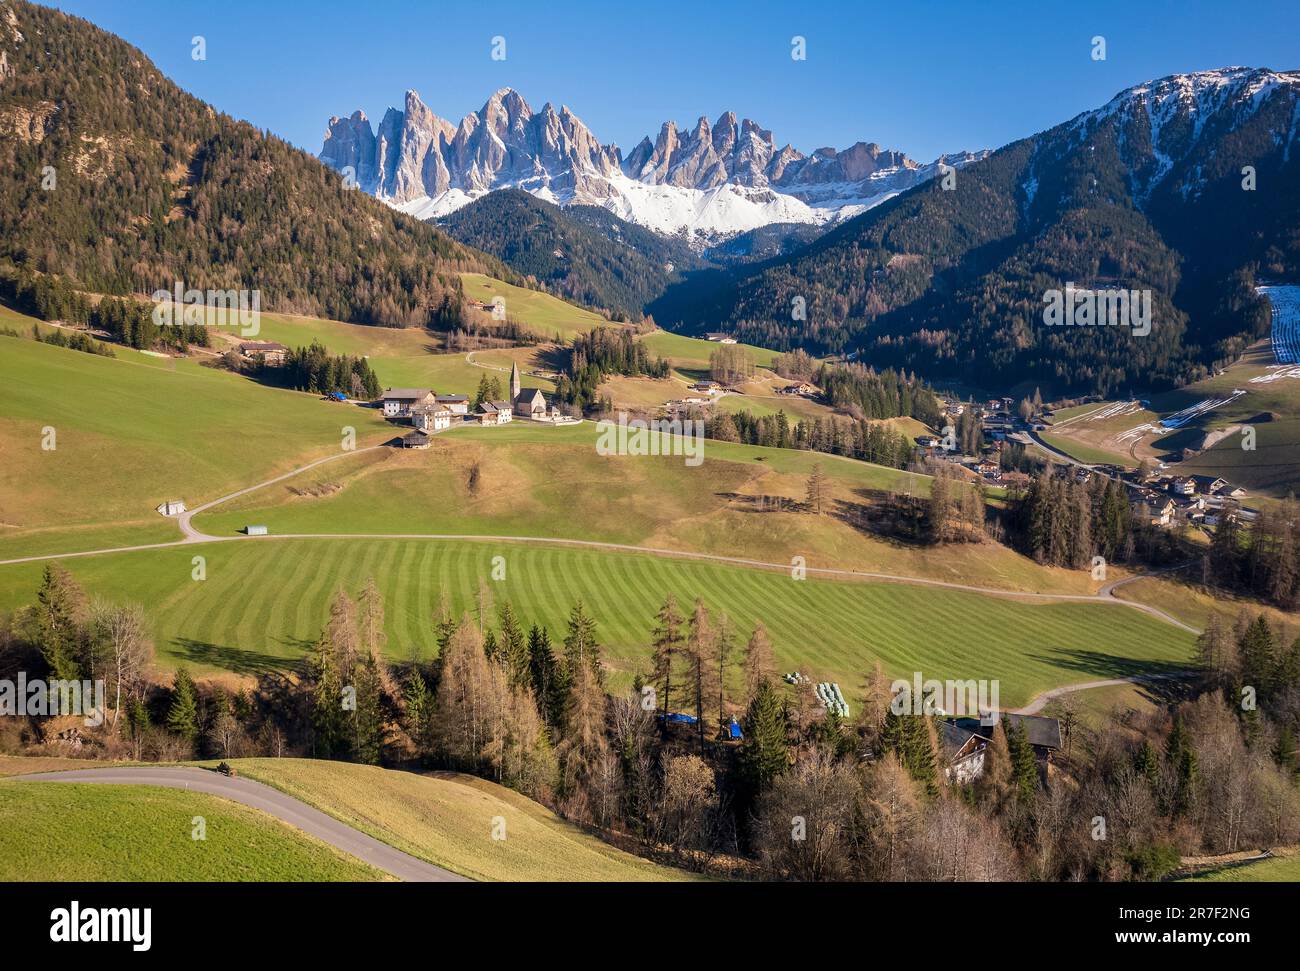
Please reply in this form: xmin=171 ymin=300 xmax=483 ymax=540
xmin=437 ymin=190 xmax=702 ymax=317
xmin=650 ymin=69 xmax=1299 ymax=396
xmin=0 ymin=0 xmax=507 ymax=327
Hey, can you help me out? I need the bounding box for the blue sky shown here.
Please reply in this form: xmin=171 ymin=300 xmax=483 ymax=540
xmin=48 ymin=0 xmax=1300 ymax=160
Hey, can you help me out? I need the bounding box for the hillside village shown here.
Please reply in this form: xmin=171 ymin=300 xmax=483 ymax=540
xmin=376 ymin=362 xmax=570 ymax=447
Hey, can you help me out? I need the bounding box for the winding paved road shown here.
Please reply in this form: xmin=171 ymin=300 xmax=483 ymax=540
xmin=9 ymin=766 xmax=466 ymax=882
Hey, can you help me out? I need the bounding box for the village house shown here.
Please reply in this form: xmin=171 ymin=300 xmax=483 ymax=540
xmin=380 ymin=388 xmax=436 ymax=418
xmin=1146 ymin=497 xmax=1178 ymax=526
xmin=1192 ymin=475 xmax=1229 ymax=495
xmin=688 ymin=380 xmax=722 ymax=396
xmin=1169 ymin=476 xmax=1197 ymax=496
xmin=410 ymin=405 xmax=453 ymax=433
xmin=401 ymin=430 xmax=432 ymax=449
xmin=477 ymin=400 xmax=513 ymax=426
xmin=940 ymin=714 xmax=1063 ymax=785
xmin=238 ymin=341 xmax=289 ymax=365
xmin=435 ymin=394 xmax=470 ymax=415
xmin=779 ymin=382 xmax=817 ymax=396
xmin=705 ymin=332 xmax=737 ymax=344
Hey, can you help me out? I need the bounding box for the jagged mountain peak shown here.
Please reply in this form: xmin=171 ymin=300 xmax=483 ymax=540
xmin=320 ymin=88 xmax=980 ymax=243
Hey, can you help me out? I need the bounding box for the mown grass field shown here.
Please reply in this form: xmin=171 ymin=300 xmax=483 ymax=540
xmin=0 ymin=780 xmax=386 ymax=881
xmin=232 ymin=759 xmax=693 ymax=882
xmin=0 ymin=537 xmax=1194 ymax=704
xmin=1183 ymin=854 xmax=1300 ymax=882
xmin=183 ymin=420 xmax=1090 ymax=594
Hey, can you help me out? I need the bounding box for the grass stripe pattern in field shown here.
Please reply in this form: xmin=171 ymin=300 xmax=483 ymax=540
xmin=0 ymin=538 xmax=1195 ymax=707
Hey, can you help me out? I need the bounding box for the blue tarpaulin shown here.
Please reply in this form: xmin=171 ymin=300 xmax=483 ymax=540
xmin=660 ymin=712 xmax=698 ymax=725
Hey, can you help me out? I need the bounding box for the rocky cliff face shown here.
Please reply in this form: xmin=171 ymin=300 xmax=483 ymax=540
xmin=320 ymin=87 xmax=983 ymax=241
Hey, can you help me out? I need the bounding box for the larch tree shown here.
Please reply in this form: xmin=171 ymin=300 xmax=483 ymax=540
xmin=743 ymin=622 xmax=777 ymax=704
xmin=684 ymin=599 xmax=718 ymax=750
xmin=650 ymin=595 xmax=685 ymax=726
xmin=714 ymin=612 xmax=736 ymax=735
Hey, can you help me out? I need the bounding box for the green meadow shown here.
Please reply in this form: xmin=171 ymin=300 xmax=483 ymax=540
xmin=0 ymin=781 xmax=385 ymax=881
xmin=638 ymin=329 xmax=782 ymax=382
xmin=0 ymin=537 xmax=1194 ymax=705
xmin=0 ymin=333 xmax=390 ymax=548
xmin=1182 ymin=854 xmax=1300 ymax=883
xmin=234 ymin=759 xmax=694 ymax=882
xmin=459 ymin=272 xmax=607 ymax=339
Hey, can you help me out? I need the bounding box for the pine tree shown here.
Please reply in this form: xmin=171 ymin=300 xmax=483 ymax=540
xmin=351 ymin=654 xmax=384 ymax=765
xmin=738 ymin=679 xmax=788 ymax=799
xmin=1238 ymin=614 xmax=1277 ymax=702
xmin=563 ymin=598 xmax=601 ymax=680
xmin=166 ymin=667 xmax=200 ymax=744
xmin=527 ymin=625 xmax=566 ymax=730
xmin=1165 ymin=715 xmax=1197 ymax=815
xmin=35 ymin=563 xmax=88 ymax=681
xmin=714 ymin=612 xmax=735 ymax=735
xmin=558 ymin=659 xmax=611 ymax=819
xmin=403 ymin=668 xmax=435 ymax=762
xmin=1005 ymin=719 xmax=1038 ymax=802
xmin=1135 ymin=740 xmax=1160 ymax=789
xmin=497 ymin=602 xmax=530 ymax=690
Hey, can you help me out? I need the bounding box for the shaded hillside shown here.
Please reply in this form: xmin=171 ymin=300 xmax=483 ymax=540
xmin=651 ymin=69 xmax=1297 ymax=395
xmin=0 ymin=0 xmax=508 ymax=327
xmin=437 ymin=189 xmax=701 ymax=317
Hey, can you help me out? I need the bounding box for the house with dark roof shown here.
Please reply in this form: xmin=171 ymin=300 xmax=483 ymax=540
xmin=380 ymin=388 xmax=436 ymax=418
xmin=477 ymin=400 xmax=513 ymax=426
xmin=435 ymin=394 xmax=469 ymax=415
xmin=410 ymin=405 xmax=453 ymax=433
xmin=401 ymin=430 xmax=432 ymax=449
xmin=238 ymin=341 xmax=289 ymax=365
xmin=939 ymin=714 xmax=1063 ymax=784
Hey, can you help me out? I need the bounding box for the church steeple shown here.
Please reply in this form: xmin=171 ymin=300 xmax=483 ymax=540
xmin=510 ymin=360 xmax=521 ymax=400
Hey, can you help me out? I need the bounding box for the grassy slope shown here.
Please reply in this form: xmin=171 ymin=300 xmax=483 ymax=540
xmin=185 ymin=421 xmax=1090 ymax=595
xmin=1045 ymin=343 xmax=1300 ymax=494
xmin=232 ymin=759 xmax=693 ymax=882
xmin=0 ymin=333 xmax=390 ymax=545
xmin=1183 ymin=854 xmax=1300 ymax=882
xmin=638 ymin=330 xmax=781 ymax=372
xmin=0 ymin=780 xmax=385 ymax=881
xmin=209 ymin=311 xmax=492 ymax=393
xmin=459 ymin=273 xmax=607 ymax=339
xmin=1037 ymin=432 xmax=1133 ymax=467
xmin=0 ymin=537 xmax=1194 ymax=704
xmin=1114 ymin=575 xmax=1299 ymax=633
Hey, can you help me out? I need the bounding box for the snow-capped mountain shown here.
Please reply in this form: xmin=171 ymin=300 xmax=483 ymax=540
xmin=1026 ymin=67 xmax=1300 ymax=212
xmin=319 ymin=87 xmax=984 ymax=243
